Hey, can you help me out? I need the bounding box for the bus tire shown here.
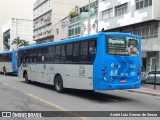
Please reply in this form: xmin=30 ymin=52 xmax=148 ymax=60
xmin=54 ymin=75 xmax=64 ymax=93
xmin=3 ymin=67 xmax=6 ymax=75
xmin=24 ymin=72 xmax=30 ymax=83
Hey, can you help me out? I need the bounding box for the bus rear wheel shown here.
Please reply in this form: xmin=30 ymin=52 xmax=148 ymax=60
xmin=3 ymin=67 xmax=6 ymax=75
xmin=54 ymin=76 xmax=64 ymax=93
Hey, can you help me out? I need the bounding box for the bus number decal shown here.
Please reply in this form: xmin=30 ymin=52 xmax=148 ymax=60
xmin=43 ymin=64 xmax=46 ymax=69
xmin=121 ymin=73 xmax=128 ymax=77
xmin=130 ymin=64 xmax=136 ymax=68
xmin=79 ymin=66 xmax=85 ymax=77
xmin=50 ymin=67 xmax=54 ymax=71
xmin=110 ymin=70 xmax=118 ymax=76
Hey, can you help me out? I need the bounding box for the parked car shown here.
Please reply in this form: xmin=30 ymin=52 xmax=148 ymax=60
xmin=145 ymin=70 xmax=160 ymax=84
xmin=141 ymin=71 xmax=148 ymax=84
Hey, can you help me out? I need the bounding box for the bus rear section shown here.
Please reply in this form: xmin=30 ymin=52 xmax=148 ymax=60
xmin=94 ymin=34 xmax=142 ymax=90
xmin=0 ymin=51 xmax=18 ymax=74
xmin=12 ymin=51 xmax=18 ymax=73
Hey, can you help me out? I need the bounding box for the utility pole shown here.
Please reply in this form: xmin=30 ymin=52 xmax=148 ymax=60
xmin=15 ymin=18 xmax=18 ymax=50
xmin=88 ymin=0 xmax=91 ymax=35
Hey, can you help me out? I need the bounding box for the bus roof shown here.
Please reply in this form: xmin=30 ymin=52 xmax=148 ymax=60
xmin=0 ymin=50 xmax=18 ymax=54
xmin=19 ymin=32 xmax=140 ymax=51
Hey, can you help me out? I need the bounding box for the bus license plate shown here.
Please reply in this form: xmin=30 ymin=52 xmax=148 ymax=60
xmin=120 ymin=79 xmax=126 ymax=83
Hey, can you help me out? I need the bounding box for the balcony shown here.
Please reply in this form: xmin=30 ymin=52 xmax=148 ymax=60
xmin=34 ymin=0 xmax=47 ymax=9
xmin=70 ymin=8 xmax=97 ymax=24
xmin=34 ymin=18 xmax=51 ymax=30
xmin=33 ymin=30 xmax=52 ymax=41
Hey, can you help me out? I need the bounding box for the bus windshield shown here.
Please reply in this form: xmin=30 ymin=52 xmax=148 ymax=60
xmin=107 ymin=36 xmax=139 ymax=56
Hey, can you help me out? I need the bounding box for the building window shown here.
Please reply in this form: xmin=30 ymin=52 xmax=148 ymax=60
xmin=142 ymin=26 xmax=150 ymax=39
xmin=134 ymin=28 xmax=142 ymax=36
xmin=134 ymin=23 xmax=158 ymax=39
xmin=102 ymin=8 xmax=113 ymax=20
xmin=136 ymin=0 xmax=152 ymax=10
xmin=123 ymin=29 xmax=133 ymax=34
xmin=68 ymin=23 xmax=81 ymax=38
xmin=115 ymin=3 xmax=128 ymax=16
xmin=56 ymin=29 xmax=59 ymax=35
xmin=34 ymin=0 xmax=51 ymax=16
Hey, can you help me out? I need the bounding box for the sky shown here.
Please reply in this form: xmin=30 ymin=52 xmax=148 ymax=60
xmin=0 ymin=0 xmax=35 ymax=51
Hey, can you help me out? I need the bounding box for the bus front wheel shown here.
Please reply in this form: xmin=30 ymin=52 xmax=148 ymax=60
xmin=54 ymin=75 xmax=64 ymax=93
xmin=3 ymin=67 xmax=6 ymax=75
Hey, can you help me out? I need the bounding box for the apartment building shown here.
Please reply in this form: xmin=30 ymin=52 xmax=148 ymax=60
xmin=98 ymin=0 xmax=160 ymax=71
xmin=68 ymin=0 xmax=98 ymax=38
xmin=33 ymin=0 xmax=89 ymax=44
xmin=53 ymin=16 xmax=69 ymax=41
xmin=2 ymin=18 xmax=34 ymax=51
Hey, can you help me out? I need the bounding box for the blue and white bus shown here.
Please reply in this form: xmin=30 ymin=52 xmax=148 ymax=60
xmin=18 ymin=33 xmax=142 ymax=92
xmin=0 ymin=50 xmax=18 ymax=75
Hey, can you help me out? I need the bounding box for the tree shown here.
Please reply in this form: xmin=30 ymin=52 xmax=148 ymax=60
xmin=20 ymin=40 xmax=29 ymax=47
xmin=12 ymin=37 xmax=29 ymax=49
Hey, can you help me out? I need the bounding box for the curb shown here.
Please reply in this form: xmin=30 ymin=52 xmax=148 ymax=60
xmin=126 ymin=90 xmax=160 ymax=97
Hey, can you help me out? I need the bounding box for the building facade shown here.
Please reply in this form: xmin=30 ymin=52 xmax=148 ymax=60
xmin=98 ymin=0 xmax=160 ymax=71
xmin=68 ymin=0 xmax=98 ymax=38
xmin=53 ymin=16 xmax=69 ymax=41
xmin=2 ymin=18 xmax=34 ymax=51
xmin=33 ymin=0 xmax=89 ymax=44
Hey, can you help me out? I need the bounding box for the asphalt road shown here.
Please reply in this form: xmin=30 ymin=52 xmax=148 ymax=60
xmin=0 ymin=74 xmax=160 ymax=120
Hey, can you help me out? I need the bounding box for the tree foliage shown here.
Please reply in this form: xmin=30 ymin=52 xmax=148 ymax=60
xmin=70 ymin=9 xmax=79 ymax=18
xmin=12 ymin=37 xmax=29 ymax=49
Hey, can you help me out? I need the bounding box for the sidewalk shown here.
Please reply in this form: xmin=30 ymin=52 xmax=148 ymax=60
xmin=127 ymin=84 xmax=160 ymax=96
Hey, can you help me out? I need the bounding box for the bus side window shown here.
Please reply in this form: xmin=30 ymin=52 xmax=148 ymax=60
xmin=55 ymin=45 xmax=61 ymax=63
xmin=23 ymin=51 xmax=26 ymax=62
xmin=61 ymin=45 xmax=65 ymax=63
xmin=34 ymin=48 xmax=38 ymax=62
xmin=30 ymin=49 xmax=34 ymax=63
xmin=46 ymin=46 xmax=53 ymax=63
xmin=19 ymin=51 xmax=22 ymax=63
xmin=0 ymin=54 xmax=2 ymax=62
xmin=73 ymin=42 xmax=79 ymax=63
xmin=46 ymin=46 xmax=49 ymax=62
xmin=51 ymin=46 xmax=55 ymax=63
xmin=79 ymin=41 xmax=88 ymax=63
xmin=42 ymin=47 xmax=46 ymax=62
xmin=66 ymin=43 xmax=73 ymax=63
xmin=88 ymin=40 xmax=97 ymax=63
xmin=8 ymin=53 xmax=12 ymax=62
xmin=39 ymin=47 xmax=45 ymax=63
xmin=37 ymin=48 xmax=40 ymax=62
xmin=26 ymin=50 xmax=30 ymax=62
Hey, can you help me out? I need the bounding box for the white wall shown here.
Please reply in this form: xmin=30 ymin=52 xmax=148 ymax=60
xmin=53 ymin=17 xmax=69 ymax=41
xmin=2 ymin=19 xmax=34 ymax=51
xmin=153 ymin=0 xmax=160 ymax=19
xmin=98 ymin=0 xmax=154 ymax=31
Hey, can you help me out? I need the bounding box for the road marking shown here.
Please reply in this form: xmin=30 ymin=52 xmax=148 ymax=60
xmin=2 ymin=82 xmax=19 ymax=90
xmin=155 ymin=96 xmax=160 ymax=100
xmin=3 ymin=83 xmax=9 ymax=86
xmin=26 ymin=93 xmax=88 ymax=120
